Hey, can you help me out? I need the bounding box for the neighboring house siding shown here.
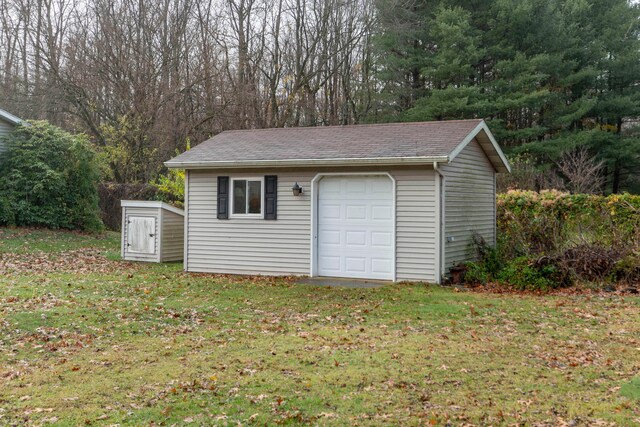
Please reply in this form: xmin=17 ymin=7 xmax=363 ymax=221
xmin=440 ymin=138 xmax=496 ymax=270
xmin=0 ymin=118 xmax=14 ymax=156
xmin=161 ymin=209 xmax=185 ymax=262
xmin=186 ymin=167 xmax=438 ymax=281
xmin=122 ymin=207 xmax=160 ymax=262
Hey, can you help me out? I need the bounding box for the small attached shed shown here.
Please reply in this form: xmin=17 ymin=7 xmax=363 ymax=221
xmin=165 ymin=119 xmax=511 ymax=283
xmin=121 ymin=201 xmax=184 ymax=262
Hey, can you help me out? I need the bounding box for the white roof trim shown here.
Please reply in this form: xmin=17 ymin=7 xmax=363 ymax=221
xmin=0 ymin=108 xmax=25 ymax=126
xmin=447 ymin=120 xmax=511 ymax=173
xmin=121 ymin=200 xmax=184 ymax=216
xmin=165 ymin=155 xmax=450 ymax=169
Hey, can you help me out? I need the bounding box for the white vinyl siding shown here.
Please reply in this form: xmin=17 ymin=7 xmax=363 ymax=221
xmin=0 ymin=118 xmax=15 ymax=156
xmin=395 ymin=169 xmax=438 ymax=282
xmin=187 ymin=171 xmax=311 ymax=275
xmin=160 ymin=209 xmax=184 ymax=262
xmin=440 ymin=138 xmax=496 ymax=270
xmin=185 ymin=168 xmax=438 ymax=281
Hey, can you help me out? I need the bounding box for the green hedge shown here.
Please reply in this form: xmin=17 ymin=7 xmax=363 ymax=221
xmin=497 ymin=190 xmax=639 ymax=256
xmin=0 ymin=121 xmax=103 ymax=231
xmin=466 ymin=190 xmax=640 ymax=290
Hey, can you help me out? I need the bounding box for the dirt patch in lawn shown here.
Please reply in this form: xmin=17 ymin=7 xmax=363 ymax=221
xmin=0 ymin=249 xmax=140 ymax=275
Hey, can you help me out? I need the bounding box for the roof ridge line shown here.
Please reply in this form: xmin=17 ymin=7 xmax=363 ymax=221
xmin=218 ymin=119 xmax=484 ymax=134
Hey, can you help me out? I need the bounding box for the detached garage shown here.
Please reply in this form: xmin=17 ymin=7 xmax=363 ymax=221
xmin=165 ymin=119 xmax=510 ymax=283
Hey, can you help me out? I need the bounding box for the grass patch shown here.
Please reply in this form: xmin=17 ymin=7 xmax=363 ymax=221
xmin=1 ymin=228 xmax=639 ymax=425
xmin=0 ymin=227 xmax=119 ymax=257
xmin=621 ymin=377 xmax=640 ymax=401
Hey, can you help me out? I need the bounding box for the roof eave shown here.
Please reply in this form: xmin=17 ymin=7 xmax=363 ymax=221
xmin=121 ymin=200 xmax=184 ymax=216
xmin=164 ymin=156 xmax=451 ymax=170
xmin=0 ymin=109 xmax=25 ymax=126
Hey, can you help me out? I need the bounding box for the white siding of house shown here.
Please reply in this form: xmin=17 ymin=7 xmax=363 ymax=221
xmin=185 ymin=168 xmax=438 ymax=281
xmin=160 ymin=209 xmax=184 ymax=262
xmin=0 ymin=118 xmax=15 ymax=156
xmin=122 ymin=207 xmax=161 ymax=262
xmin=187 ymin=170 xmax=312 ymax=275
xmin=440 ymin=138 xmax=496 ymax=270
xmin=395 ymin=169 xmax=437 ymax=282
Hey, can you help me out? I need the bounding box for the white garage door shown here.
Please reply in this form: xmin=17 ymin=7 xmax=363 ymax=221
xmin=317 ymin=175 xmax=394 ymax=280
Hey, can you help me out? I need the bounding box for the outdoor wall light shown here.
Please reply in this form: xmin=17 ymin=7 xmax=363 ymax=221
xmin=292 ymin=182 xmax=303 ymax=196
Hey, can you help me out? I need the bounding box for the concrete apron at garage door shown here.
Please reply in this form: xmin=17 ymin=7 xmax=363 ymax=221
xmin=295 ymin=276 xmax=392 ymax=288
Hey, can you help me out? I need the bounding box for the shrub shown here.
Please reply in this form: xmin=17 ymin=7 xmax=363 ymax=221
xmin=497 ymin=190 xmax=640 ymax=256
xmin=497 ymin=256 xmax=559 ymax=292
xmin=463 ymin=262 xmax=490 ymax=285
xmin=152 ymin=169 xmax=184 ymax=209
xmin=491 ymin=190 xmax=640 ymax=290
xmin=613 ymin=252 xmax=640 ymax=284
xmin=472 ymin=233 xmax=505 ymax=277
xmin=152 ymin=142 xmax=189 ymax=209
xmin=0 ymin=121 xmax=103 ymax=231
xmin=97 ymin=182 xmax=159 ymax=231
xmin=463 ymin=234 xmax=505 ymax=285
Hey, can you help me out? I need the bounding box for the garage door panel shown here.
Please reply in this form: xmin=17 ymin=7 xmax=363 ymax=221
xmin=319 ymin=256 xmax=341 ymax=272
xmin=346 ymin=257 xmax=366 ymax=272
xmin=319 ymin=229 xmax=341 ymax=245
xmin=320 ymin=204 xmax=341 ymax=219
xmin=371 ymin=231 xmax=392 ymax=247
xmin=372 ymin=179 xmax=393 ymax=193
xmin=371 ymin=258 xmax=392 ymax=274
xmin=346 ymin=205 xmax=367 ymax=220
xmin=346 ymin=180 xmax=367 ymax=193
xmin=318 ymin=176 xmax=394 ymax=280
xmin=346 ymin=231 xmax=366 ymax=246
xmin=372 ymin=206 xmax=392 ymax=220
xmin=321 ymin=179 xmax=341 ymax=193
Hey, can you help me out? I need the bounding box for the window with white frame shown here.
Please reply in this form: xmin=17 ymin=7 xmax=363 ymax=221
xmin=231 ymin=178 xmax=263 ymax=216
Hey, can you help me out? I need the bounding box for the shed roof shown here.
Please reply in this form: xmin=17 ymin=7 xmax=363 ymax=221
xmin=166 ymin=119 xmax=510 ymax=173
xmin=0 ymin=108 xmax=25 ymax=126
xmin=121 ymin=200 xmax=184 ymax=216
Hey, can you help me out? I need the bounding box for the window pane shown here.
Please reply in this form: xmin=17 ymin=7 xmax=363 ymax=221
xmin=248 ymin=180 xmax=262 ymax=214
xmin=233 ymin=180 xmax=246 ymax=214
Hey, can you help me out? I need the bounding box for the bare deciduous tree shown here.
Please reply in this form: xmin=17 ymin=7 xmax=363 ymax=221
xmin=556 ymin=146 xmax=605 ymax=194
xmin=0 ymin=0 xmax=377 ymax=182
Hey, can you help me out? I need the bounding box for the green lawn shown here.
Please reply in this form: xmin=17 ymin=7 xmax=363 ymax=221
xmin=0 ymin=228 xmax=639 ymax=426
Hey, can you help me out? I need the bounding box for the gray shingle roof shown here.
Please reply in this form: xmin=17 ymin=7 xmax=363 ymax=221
xmin=166 ymin=119 xmax=510 ymax=172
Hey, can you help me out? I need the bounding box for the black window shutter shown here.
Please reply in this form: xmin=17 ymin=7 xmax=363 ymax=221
xmin=264 ymin=175 xmax=277 ymax=220
xmin=217 ymin=176 xmax=229 ymax=219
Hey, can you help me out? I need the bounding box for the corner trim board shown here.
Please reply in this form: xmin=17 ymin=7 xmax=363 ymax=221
xmin=184 ymin=170 xmax=189 ymax=271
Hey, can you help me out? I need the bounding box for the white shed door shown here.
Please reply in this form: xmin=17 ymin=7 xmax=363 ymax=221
xmin=317 ymin=176 xmax=394 ymax=280
xmin=127 ymin=216 xmax=157 ymax=254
